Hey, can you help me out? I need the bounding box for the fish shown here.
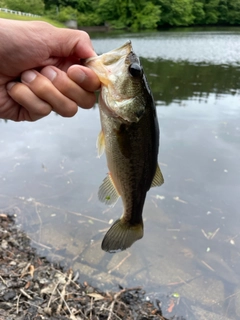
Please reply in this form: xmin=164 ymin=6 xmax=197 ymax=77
xmin=84 ymin=41 xmax=164 ymax=253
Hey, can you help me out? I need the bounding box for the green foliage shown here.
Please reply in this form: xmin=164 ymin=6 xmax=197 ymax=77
xmin=96 ymin=0 xmax=161 ymax=30
xmin=0 ymin=0 xmax=7 ymax=7
xmin=3 ymin=0 xmax=240 ymax=28
xmin=218 ymin=0 xmax=228 ymax=23
xmin=4 ymin=0 xmax=45 ymax=15
xmin=192 ymin=2 xmax=205 ymax=24
xmin=11 ymin=0 xmax=238 ymax=29
xmin=77 ymin=12 xmax=102 ymax=26
xmin=0 ymin=11 xmax=65 ymax=27
xmin=159 ymin=0 xmax=194 ymax=26
xmin=76 ymin=0 xmax=95 ymax=12
xmin=97 ymin=0 xmax=119 ymax=22
xmin=228 ymin=0 xmax=240 ymax=24
xmin=204 ymin=0 xmax=219 ymax=24
xmin=57 ymin=6 xmax=78 ymax=22
xmin=171 ymin=0 xmax=194 ymax=26
xmin=132 ymin=2 xmax=161 ymax=30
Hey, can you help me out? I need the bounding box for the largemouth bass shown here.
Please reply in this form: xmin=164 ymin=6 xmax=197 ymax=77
xmin=85 ymin=41 xmax=164 ymax=253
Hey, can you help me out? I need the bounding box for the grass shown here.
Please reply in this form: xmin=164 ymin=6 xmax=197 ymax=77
xmin=0 ymin=11 xmax=65 ymax=28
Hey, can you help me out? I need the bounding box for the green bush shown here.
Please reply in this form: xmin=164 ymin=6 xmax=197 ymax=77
xmin=77 ymin=12 xmax=103 ymax=26
xmin=57 ymin=6 xmax=78 ymax=22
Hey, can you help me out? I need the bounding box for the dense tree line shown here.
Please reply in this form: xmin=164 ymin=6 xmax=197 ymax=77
xmin=1 ymin=0 xmax=240 ymax=29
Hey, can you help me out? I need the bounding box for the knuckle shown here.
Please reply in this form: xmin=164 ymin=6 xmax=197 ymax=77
xmin=55 ymin=76 xmax=71 ymax=94
xmin=58 ymin=101 xmax=78 ymax=117
xmin=79 ymin=94 xmax=96 ymax=109
xmin=37 ymin=104 xmax=52 ymax=117
xmin=9 ymin=83 xmax=24 ymax=97
xmin=35 ymin=81 xmax=51 ymax=97
xmin=78 ymin=30 xmax=90 ymax=42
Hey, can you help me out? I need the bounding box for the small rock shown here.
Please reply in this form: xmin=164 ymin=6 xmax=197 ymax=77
xmin=3 ymin=290 xmax=16 ymax=301
xmin=1 ymin=239 xmax=8 ymax=249
xmin=43 ymin=307 xmax=52 ymax=315
xmin=0 ymin=302 xmax=13 ymax=310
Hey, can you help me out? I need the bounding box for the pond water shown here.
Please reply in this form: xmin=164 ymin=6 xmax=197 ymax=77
xmin=1 ymin=28 xmax=240 ymax=319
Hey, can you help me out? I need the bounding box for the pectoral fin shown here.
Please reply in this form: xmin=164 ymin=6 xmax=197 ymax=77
xmin=98 ymin=174 xmax=120 ymax=206
xmin=96 ymin=130 xmax=105 ymax=158
xmin=151 ymin=164 xmax=164 ymax=188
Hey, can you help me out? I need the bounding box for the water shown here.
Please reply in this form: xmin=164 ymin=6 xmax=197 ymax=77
xmin=1 ymin=28 xmax=240 ymax=319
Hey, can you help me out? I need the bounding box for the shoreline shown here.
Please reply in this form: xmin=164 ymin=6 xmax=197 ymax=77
xmin=0 ymin=214 xmax=171 ymax=319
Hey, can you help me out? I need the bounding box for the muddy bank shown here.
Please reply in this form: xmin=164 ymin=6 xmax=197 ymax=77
xmin=0 ymin=214 xmax=182 ymax=320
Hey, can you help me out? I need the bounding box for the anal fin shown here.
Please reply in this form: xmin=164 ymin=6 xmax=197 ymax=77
xmin=98 ymin=174 xmax=120 ymax=206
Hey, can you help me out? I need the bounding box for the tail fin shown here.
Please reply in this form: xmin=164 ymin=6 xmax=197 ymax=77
xmin=101 ymin=219 xmax=143 ymax=253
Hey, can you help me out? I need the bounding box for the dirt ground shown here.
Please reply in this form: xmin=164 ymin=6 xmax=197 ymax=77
xmin=0 ymin=214 xmax=184 ymax=320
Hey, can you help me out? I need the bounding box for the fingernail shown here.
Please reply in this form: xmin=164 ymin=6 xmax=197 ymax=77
xmin=21 ymin=70 xmax=37 ymax=84
xmin=41 ymin=67 xmax=57 ymax=82
xmin=6 ymin=82 xmax=16 ymax=91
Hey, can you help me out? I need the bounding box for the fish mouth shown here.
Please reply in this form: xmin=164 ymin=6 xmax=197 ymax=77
xmin=84 ymin=41 xmax=133 ymax=86
xmin=85 ymin=41 xmax=132 ymax=65
xmin=85 ymin=41 xmax=145 ymax=123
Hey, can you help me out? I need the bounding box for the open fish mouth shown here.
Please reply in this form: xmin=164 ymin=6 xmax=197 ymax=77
xmin=85 ymin=40 xmax=133 ymax=64
xmin=84 ymin=41 xmax=133 ymax=88
xmin=85 ymin=41 xmax=146 ymax=123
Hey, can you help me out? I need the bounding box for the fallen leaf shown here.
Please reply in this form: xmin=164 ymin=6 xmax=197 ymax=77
xmin=167 ymin=299 xmax=175 ymax=313
xmin=29 ymin=265 xmax=35 ymax=278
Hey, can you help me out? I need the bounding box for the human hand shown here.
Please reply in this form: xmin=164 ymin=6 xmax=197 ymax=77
xmin=0 ymin=19 xmax=100 ymax=121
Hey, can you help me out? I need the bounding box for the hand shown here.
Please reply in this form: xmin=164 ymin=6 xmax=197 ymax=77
xmin=0 ymin=19 xmax=100 ymax=121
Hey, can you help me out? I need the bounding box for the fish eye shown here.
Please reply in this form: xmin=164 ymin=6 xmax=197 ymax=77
xmin=128 ymin=63 xmax=142 ymax=78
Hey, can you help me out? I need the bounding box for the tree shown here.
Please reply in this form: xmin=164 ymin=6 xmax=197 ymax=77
xmin=97 ymin=0 xmax=161 ymax=30
xmin=218 ymin=0 xmax=228 ymax=23
xmin=204 ymin=0 xmax=219 ymax=24
xmin=192 ymin=1 xmax=205 ymax=24
xmin=159 ymin=0 xmax=194 ymax=26
xmin=5 ymin=0 xmax=44 ymax=14
xmin=57 ymin=5 xmax=78 ymax=22
xmin=44 ymin=0 xmax=79 ymax=11
xmin=97 ymin=0 xmax=119 ymax=23
xmin=132 ymin=2 xmax=161 ymax=30
xmin=228 ymin=0 xmax=240 ymax=24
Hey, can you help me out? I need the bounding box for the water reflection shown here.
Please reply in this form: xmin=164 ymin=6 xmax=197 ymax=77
xmin=1 ymin=30 xmax=240 ymax=319
xmin=141 ymin=59 xmax=240 ymax=105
